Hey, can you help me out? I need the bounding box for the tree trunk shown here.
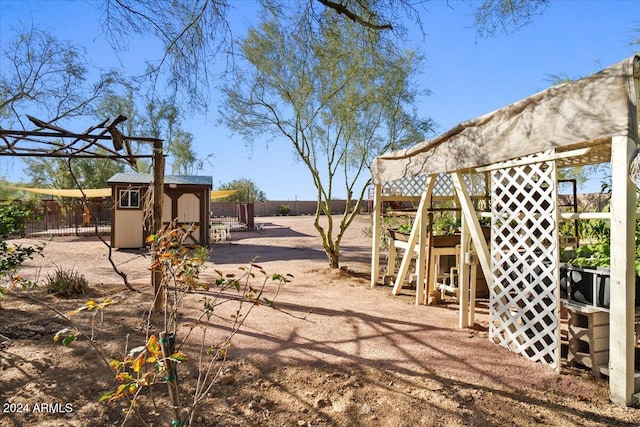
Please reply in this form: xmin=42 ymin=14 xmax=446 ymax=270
xmin=327 ymin=249 xmax=339 ymax=268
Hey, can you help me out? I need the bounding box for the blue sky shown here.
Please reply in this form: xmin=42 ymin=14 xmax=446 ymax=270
xmin=1 ymin=0 xmax=639 ymax=199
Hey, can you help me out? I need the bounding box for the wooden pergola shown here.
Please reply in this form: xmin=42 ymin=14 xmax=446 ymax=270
xmin=369 ymin=55 xmax=640 ymax=406
xmin=0 ymin=116 xmax=166 ymax=310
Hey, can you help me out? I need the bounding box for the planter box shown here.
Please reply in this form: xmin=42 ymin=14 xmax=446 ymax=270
xmin=559 ymin=264 xmax=640 ymax=310
xmin=388 ymin=227 xmax=489 ymax=248
xmin=388 ymin=229 xmax=410 ymax=242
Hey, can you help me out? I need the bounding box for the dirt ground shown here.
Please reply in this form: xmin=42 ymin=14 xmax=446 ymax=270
xmin=1 ymin=214 xmax=639 ymax=426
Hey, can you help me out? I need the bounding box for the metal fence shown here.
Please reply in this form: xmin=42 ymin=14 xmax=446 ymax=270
xmin=9 ymin=198 xmax=112 ymax=238
xmin=210 ymin=202 xmax=254 ymax=230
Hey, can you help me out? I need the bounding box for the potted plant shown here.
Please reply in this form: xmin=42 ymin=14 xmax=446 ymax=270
xmin=388 ymin=221 xmax=413 ymax=242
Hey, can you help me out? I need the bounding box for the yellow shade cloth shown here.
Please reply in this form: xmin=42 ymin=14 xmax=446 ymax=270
xmin=6 ymin=186 xmax=238 ymax=200
xmin=210 ymin=190 xmax=238 ymax=199
xmin=7 ymin=186 xmax=112 ymax=198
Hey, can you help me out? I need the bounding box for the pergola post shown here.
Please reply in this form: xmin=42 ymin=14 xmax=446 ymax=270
xmin=152 ymin=139 xmax=165 ymax=313
xmin=608 ymin=135 xmax=637 ymax=406
xmin=370 ymin=184 xmax=382 ymax=288
xmin=391 ymin=176 xmax=435 ymax=300
xmin=451 ymin=172 xmax=491 ymax=287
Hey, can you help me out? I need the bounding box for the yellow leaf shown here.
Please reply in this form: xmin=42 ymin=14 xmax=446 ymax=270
xmin=110 ymin=360 xmax=122 ymax=371
xmin=114 ymin=383 xmax=128 ymax=399
xmin=116 ymin=372 xmax=132 ymax=382
xmin=169 ymin=351 xmax=188 ymax=363
xmin=146 ymin=335 xmax=161 ymax=355
xmin=132 ymin=352 xmax=145 ymax=373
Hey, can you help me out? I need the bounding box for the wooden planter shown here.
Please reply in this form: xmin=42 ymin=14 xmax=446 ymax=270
xmin=388 ymin=229 xmax=410 ymax=242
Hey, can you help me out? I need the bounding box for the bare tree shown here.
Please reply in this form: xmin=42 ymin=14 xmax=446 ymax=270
xmin=0 ymin=25 xmax=117 ymax=129
xmin=220 ymin=6 xmax=433 ymax=268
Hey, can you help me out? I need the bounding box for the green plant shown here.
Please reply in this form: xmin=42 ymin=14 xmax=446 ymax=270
xmin=45 ymin=265 xmax=88 ymax=297
xmin=0 ymin=201 xmax=46 ymax=294
xmin=397 ymin=222 xmax=413 ymax=234
xmin=278 ymin=204 xmax=290 ymax=215
xmin=362 ymin=215 xmax=414 ymax=250
xmin=432 ymin=211 xmax=460 ymax=235
xmin=568 ymin=242 xmax=611 ymax=268
xmin=0 ymin=200 xmax=41 ymax=236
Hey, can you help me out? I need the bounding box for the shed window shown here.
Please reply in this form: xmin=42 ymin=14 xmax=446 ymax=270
xmin=119 ymin=189 xmax=140 ymax=209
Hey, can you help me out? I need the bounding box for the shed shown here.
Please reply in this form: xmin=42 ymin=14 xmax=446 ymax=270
xmin=108 ymin=173 xmax=213 ymax=249
xmin=370 ymin=56 xmax=640 ymax=405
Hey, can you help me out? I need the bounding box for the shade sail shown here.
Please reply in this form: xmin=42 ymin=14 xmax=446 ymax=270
xmin=6 ymin=186 xmax=111 ymax=198
xmin=6 ymin=186 xmax=241 ymax=201
xmin=211 ymin=190 xmax=238 ymax=199
xmin=372 ymin=55 xmax=640 ymax=185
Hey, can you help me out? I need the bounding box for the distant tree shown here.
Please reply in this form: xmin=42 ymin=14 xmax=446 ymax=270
xmin=218 ymin=179 xmax=267 ymax=203
xmin=0 ymin=177 xmax=28 ymax=200
xmin=24 ymin=157 xmax=125 ymax=189
xmin=168 ymin=130 xmax=201 ymax=175
xmin=98 ymin=90 xmax=204 ymax=175
xmin=221 ymin=6 xmax=432 ymax=268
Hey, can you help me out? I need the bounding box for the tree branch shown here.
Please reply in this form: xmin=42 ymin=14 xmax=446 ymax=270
xmin=316 ymin=0 xmax=393 ymax=30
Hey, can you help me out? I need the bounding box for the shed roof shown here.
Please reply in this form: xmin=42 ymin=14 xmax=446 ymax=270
xmin=372 ymin=55 xmax=639 ymax=185
xmin=108 ymin=173 xmax=213 ymax=187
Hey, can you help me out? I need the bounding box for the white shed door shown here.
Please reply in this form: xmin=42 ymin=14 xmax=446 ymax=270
xmin=177 ymin=193 xmax=201 ymax=243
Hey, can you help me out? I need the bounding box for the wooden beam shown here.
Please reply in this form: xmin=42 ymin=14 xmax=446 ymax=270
xmin=370 ymin=184 xmax=382 ymax=288
xmin=451 ymin=172 xmax=492 ymax=290
xmin=608 ymin=135 xmax=637 ymax=406
xmin=415 ymin=179 xmax=434 ymax=305
xmin=475 ymin=147 xmax=592 ymax=172
xmin=152 ymin=139 xmax=165 ymax=313
xmin=392 ymin=176 xmax=435 ymax=296
xmin=379 ymin=195 xmax=422 ymax=202
xmin=559 ymin=212 xmax=611 ymax=220
xmin=458 ymin=216 xmax=470 ymax=328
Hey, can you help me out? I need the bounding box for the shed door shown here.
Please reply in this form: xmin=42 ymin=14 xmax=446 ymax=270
xmin=489 ymin=150 xmax=561 ymax=371
xmin=177 ymin=193 xmax=201 ymax=244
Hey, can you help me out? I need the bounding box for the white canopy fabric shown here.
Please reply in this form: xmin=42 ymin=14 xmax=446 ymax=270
xmin=372 ymin=55 xmax=640 ymax=185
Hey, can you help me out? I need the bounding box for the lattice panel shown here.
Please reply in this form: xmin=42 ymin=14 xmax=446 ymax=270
xmin=489 ymin=151 xmax=560 ymax=371
xmin=379 ymin=173 xmax=487 ymax=198
xmin=381 ymin=175 xmax=431 ymax=197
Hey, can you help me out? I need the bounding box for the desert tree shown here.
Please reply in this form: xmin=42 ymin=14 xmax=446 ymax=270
xmin=25 ymin=157 xmax=125 ymax=189
xmin=0 ymin=24 xmax=116 ymax=129
xmin=220 ymin=6 xmax=432 ymax=268
xmin=168 ymin=129 xmax=202 ymax=175
xmin=218 ymin=178 xmax=267 ymax=202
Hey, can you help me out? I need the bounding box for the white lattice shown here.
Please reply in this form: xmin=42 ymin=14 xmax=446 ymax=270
xmin=489 ymin=151 xmax=560 ymax=370
xmin=381 ymin=175 xmax=431 ymax=197
xmin=378 ymin=173 xmax=487 ymax=198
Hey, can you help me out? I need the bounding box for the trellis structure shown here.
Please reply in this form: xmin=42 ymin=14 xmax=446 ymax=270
xmin=370 ymin=55 xmax=640 ymax=405
xmin=0 ymin=116 xmax=166 ymax=310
